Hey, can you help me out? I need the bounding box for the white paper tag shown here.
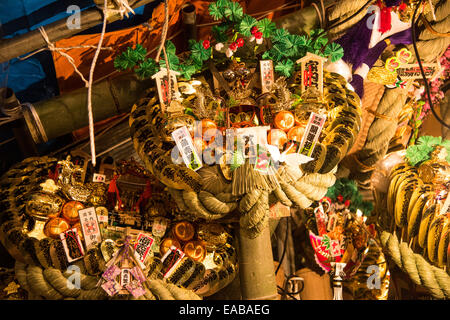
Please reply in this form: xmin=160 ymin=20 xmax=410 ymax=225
xmin=152 ymin=68 xmax=181 ymax=109
xmin=260 ymin=60 xmax=274 ymax=93
xmin=296 ymin=52 xmax=326 ymax=96
xmin=78 ymin=207 xmax=102 ymax=250
xmin=172 ymin=126 xmax=203 ymax=171
xmin=161 ymin=246 xmax=185 ymax=279
xmin=299 ymin=112 xmax=326 ymax=157
xmin=133 ymin=233 xmax=154 ymax=264
xmin=93 ymin=173 xmax=106 ymax=183
xmin=59 ymin=228 xmax=85 ymax=263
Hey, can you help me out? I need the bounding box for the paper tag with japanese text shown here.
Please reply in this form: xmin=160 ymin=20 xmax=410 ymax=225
xmin=101 ymin=280 xmax=122 ymax=296
xmin=133 ymin=233 xmax=154 ymax=264
xmin=161 ymin=246 xmax=185 ymax=279
xmin=172 ymin=126 xmax=202 ymax=171
xmin=260 ymin=60 xmax=274 ymax=93
xmin=299 ymin=112 xmax=326 ymax=157
xmin=78 ymin=207 xmax=102 ymax=250
xmin=296 ymin=52 xmax=326 ymax=96
xmin=59 ymin=228 xmax=84 ymax=263
xmin=151 ymin=68 xmax=181 ymax=110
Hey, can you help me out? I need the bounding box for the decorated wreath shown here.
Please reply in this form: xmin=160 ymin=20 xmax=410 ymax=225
xmin=0 ymin=0 xmax=364 ymax=300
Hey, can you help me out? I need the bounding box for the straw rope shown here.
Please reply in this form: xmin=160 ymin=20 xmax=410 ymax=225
xmin=380 ymin=231 xmax=450 ymax=299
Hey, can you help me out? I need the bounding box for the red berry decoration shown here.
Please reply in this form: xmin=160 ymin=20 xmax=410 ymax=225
xmin=250 ymin=26 xmax=259 ymax=35
xmin=255 ymin=31 xmax=263 ymax=39
xmin=229 ymin=42 xmax=238 ymax=51
xmin=337 ymin=194 xmax=343 ymax=203
xmin=202 ymin=39 xmax=211 ymax=50
xmin=344 ymin=199 xmax=351 ymax=207
xmin=399 ymin=2 xmax=407 ymax=10
xmin=236 ymin=38 xmax=244 ymax=48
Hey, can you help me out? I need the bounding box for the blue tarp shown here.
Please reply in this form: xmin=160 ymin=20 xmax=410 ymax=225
xmin=0 ymin=0 xmax=158 ymax=103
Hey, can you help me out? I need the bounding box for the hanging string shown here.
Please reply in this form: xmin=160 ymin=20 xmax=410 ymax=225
xmin=154 ymin=0 xmax=172 ymax=111
xmin=86 ymin=0 xmax=109 ymax=167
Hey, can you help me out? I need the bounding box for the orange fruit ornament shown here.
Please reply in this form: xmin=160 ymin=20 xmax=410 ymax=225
xmin=287 ymin=125 xmax=306 ymax=142
xmin=268 ymin=129 xmax=288 ymax=149
xmin=183 ymin=241 xmax=206 ymax=262
xmin=160 ymin=238 xmax=182 ymax=256
xmin=273 ymin=111 xmax=295 ymax=131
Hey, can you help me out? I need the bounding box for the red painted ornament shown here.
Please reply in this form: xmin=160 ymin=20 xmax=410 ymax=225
xmin=236 ymin=38 xmax=244 ymax=48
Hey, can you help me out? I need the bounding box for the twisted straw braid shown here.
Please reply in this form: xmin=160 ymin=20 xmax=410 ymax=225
xmin=380 ymin=231 xmax=450 ymax=299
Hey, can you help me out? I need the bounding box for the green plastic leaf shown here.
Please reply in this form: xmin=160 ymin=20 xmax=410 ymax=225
xmin=271 ymin=28 xmax=290 ymax=43
xmin=324 ymin=42 xmax=344 ymax=62
xmin=275 ymin=59 xmax=294 ymax=77
xmin=135 ymin=59 xmax=158 ymax=79
xmin=159 ymin=52 xmax=180 ymax=71
xmin=190 ymin=41 xmax=212 ymax=64
xmin=417 ymin=135 xmax=442 ymax=147
xmin=405 ymin=144 xmax=434 ymax=166
xmin=164 ymin=40 xmax=177 ymax=55
xmin=114 ymin=47 xmax=143 ymax=71
xmin=257 ymin=18 xmax=276 ymax=38
xmin=238 ymin=15 xmax=257 ymax=36
xmin=134 ymin=44 xmax=148 ymax=61
xmin=209 ymin=3 xmax=224 ymax=20
xmin=224 ymin=2 xmax=243 ymax=22
xmin=179 ymin=63 xmax=197 ymax=80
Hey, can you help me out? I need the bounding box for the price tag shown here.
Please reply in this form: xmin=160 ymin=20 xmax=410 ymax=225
xmin=172 ymin=126 xmax=202 ymax=171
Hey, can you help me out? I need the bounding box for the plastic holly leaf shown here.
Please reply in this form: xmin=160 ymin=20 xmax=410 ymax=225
xmin=272 ymin=28 xmax=290 ymax=43
xmin=417 ymin=135 xmax=441 ymax=147
xmin=164 ymin=40 xmax=177 ymax=56
xmin=405 ymin=144 xmax=433 ymax=166
xmin=264 ymin=45 xmax=284 ymax=62
xmin=191 ymin=41 xmax=212 ymax=63
xmin=114 ymin=47 xmax=140 ymax=70
xmin=209 ymin=2 xmax=224 ymax=20
xmin=275 ymin=59 xmax=294 ymax=77
xmin=179 ymin=63 xmax=197 ymax=80
xmin=324 ymin=42 xmax=344 ymax=62
xmin=310 ymin=28 xmax=326 ymax=39
xmin=224 ymin=2 xmax=243 ymax=22
xmin=239 ymin=15 xmax=257 ymax=36
xmin=134 ymin=44 xmax=148 ymax=61
xmin=158 ymin=52 xmax=180 ymax=71
xmin=135 ymin=59 xmax=158 ymax=79
xmin=257 ymin=18 xmax=276 ymax=38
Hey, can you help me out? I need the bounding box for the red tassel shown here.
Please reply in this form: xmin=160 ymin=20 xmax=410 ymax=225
xmin=134 ymin=180 xmax=152 ymax=213
xmin=379 ymin=6 xmax=392 ymax=33
xmin=107 ymin=175 xmax=122 ymax=211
